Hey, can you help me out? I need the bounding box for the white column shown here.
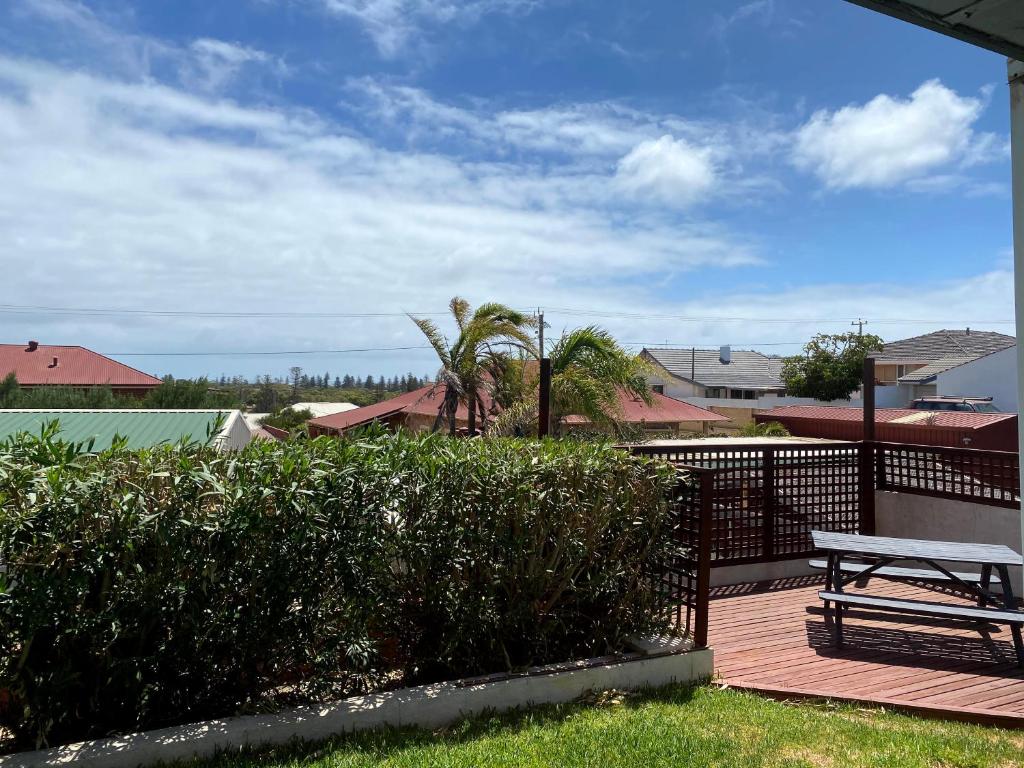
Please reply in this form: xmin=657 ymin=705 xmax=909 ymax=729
xmin=1008 ymin=59 xmax=1024 ymax=584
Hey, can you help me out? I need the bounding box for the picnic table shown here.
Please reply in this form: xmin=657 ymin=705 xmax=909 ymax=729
xmin=810 ymin=531 xmax=1024 ymax=666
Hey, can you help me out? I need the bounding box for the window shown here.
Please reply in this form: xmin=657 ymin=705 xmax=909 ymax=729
xmin=705 ymin=388 xmax=723 ymax=398
xmin=652 ymin=384 xmax=665 ymax=395
xmin=743 ymin=390 xmax=756 ymax=400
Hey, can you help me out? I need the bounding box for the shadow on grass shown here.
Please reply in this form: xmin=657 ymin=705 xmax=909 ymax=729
xmin=184 ymin=683 xmax=704 ymax=768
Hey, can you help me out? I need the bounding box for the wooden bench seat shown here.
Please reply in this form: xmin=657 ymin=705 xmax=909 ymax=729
xmin=818 ymin=590 xmax=1024 ymax=665
xmin=808 ymin=559 xmax=1001 ymax=585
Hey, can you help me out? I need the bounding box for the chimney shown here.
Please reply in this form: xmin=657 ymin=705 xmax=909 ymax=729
xmin=48 ymin=356 xmax=58 ymax=369
xmin=719 ymin=344 xmax=731 ymax=364
xmin=27 ymin=340 xmax=38 ymax=352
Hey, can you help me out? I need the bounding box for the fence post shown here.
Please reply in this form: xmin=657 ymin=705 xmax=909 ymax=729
xmin=762 ymin=447 xmax=775 ymax=559
xmin=859 ymin=442 xmax=876 ymax=536
xmin=694 ymin=470 xmax=713 ymax=649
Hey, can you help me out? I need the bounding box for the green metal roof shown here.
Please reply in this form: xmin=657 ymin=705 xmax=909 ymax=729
xmin=0 ymin=410 xmax=230 ymax=450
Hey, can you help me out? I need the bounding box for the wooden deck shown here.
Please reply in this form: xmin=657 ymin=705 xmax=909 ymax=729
xmin=708 ymin=575 xmax=1024 ymax=726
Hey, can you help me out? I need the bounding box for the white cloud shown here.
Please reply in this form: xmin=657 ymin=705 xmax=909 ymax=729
xmin=16 ymin=0 xmax=284 ymax=94
xmin=183 ymin=39 xmax=281 ymax=93
xmin=615 ymin=135 xmax=716 ymax=206
xmin=0 ymin=56 xmax=760 ymax=376
xmin=792 ymin=80 xmax=999 ymax=190
xmin=317 ymin=0 xmax=540 ymax=57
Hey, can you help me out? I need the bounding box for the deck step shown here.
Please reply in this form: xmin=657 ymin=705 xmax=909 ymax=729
xmin=817 ymin=591 xmax=1024 ymax=624
xmin=808 ymin=559 xmax=1000 ymax=585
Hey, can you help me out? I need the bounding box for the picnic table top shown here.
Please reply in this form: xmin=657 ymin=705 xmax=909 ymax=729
xmin=811 ymin=531 xmax=1024 ymax=567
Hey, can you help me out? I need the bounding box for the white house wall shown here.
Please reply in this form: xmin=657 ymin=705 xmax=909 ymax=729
xmin=935 ymin=346 xmax=1019 ymax=412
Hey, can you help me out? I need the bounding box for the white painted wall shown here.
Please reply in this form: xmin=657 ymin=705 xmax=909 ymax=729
xmin=936 ymin=346 xmax=1019 ymax=412
xmin=214 ymin=411 xmax=254 ymax=451
xmin=876 ymin=490 xmax=1022 ymax=589
xmin=645 ymin=371 xmax=701 ymax=398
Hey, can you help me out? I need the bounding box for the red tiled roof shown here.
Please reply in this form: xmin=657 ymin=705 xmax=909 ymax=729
xmin=758 ymin=405 xmax=1014 ymax=430
xmin=309 ymin=385 xmax=489 ymax=432
xmin=562 ymin=390 xmax=728 ymax=425
xmin=0 ymin=343 xmax=162 ymax=388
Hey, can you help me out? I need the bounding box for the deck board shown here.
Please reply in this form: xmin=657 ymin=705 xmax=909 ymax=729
xmin=708 ymin=575 xmax=1024 ymax=725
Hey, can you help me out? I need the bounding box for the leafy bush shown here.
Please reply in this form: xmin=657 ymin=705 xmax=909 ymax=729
xmin=0 ymin=428 xmax=676 ymax=749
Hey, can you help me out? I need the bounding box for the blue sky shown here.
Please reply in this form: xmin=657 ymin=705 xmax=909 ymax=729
xmin=0 ymin=0 xmax=1016 ymax=381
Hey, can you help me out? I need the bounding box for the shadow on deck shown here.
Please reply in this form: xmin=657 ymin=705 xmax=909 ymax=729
xmin=708 ymin=575 xmax=1024 ymax=726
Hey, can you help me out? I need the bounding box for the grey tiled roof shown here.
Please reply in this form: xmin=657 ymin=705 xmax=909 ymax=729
xmin=643 ymin=348 xmax=785 ymax=390
xmin=875 ymin=330 xmax=1015 ymax=363
xmin=896 ymin=355 xmax=979 ymax=384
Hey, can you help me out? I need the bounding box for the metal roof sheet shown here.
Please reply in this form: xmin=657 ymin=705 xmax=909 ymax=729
xmin=873 ymin=329 xmax=1015 ymax=363
xmin=0 ymin=409 xmax=236 ymax=450
xmin=562 ymin=390 xmax=728 ymax=425
xmin=288 ymin=402 xmax=359 ymax=418
xmin=844 ymin=1 xmax=1024 ymax=61
xmin=642 ymin=348 xmax=785 ymax=390
xmin=759 ymin=404 xmax=1015 ymax=430
xmin=0 ymin=343 xmax=162 ymax=388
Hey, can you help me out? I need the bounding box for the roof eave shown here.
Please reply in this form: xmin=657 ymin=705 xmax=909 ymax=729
xmin=844 ymin=0 xmax=1024 ymax=62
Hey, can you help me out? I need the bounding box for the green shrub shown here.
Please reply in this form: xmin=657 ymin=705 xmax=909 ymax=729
xmin=0 ymin=428 xmax=676 ymax=749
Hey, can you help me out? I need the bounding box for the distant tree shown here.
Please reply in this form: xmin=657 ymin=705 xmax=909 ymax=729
xmin=781 ymin=332 xmax=884 ymax=402
xmin=0 ymin=372 xmax=18 ymax=407
xmin=253 ymin=377 xmax=278 ymax=412
xmin=364 ymin=375 xmax=374 ymax=390
xmin=740 ymin=421 xmax=790 ymax=437
xmin=491 ymin=326 xmax=651 ymax=437
xmin=410 ymin=296 xmax=537 ymax=434
xmin=342 ymin=374 xmax=354 ymax=388
xmin=333 ymin=376 xmax=342 ymax=388
xmin=143 ymin=376 xmax=234 ymax=409
xmin=289 ymin=366 xmax=302 ymax=397
xmin=260 ymin=407 xmax=313 ymax=434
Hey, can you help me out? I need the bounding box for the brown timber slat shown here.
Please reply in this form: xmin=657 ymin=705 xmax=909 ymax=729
xmin=708 ymin=576 xmax=1024 ymax=726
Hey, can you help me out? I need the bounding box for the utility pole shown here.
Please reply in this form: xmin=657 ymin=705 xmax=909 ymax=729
xmin=537 ymin=309 xmax=544 ymax=357
xmin=537 ymin=308 xmax=551 ymax=438
xmin=851 ymin=318 xmax=867 ymax=337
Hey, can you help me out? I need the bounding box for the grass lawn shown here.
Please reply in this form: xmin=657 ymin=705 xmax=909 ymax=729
xmin=188 ymin=685 xmax=1024 ymax=768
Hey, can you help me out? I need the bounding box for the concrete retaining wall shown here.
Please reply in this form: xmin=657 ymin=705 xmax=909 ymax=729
xmin=875 ymin=490 xmax=1022 ymax=587
xmin=0 ymin=648 xmax=712 ymax=768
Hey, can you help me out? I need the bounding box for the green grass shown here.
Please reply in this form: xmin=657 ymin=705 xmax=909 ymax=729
xmin=187 ymin=685 xmax=1023 ymax=768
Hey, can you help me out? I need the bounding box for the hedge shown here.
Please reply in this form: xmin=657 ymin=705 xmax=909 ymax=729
xmin=0 ymin=427 xmax=678 ymax=750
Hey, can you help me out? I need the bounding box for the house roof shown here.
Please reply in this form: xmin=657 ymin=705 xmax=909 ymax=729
xmin=0 ymin=342 xmax=162 ymax=388
xmin=896 ymin=355 xmax=980 ymax=384
xmin=873 ymin=330 xmax=1015 ymax=364
xmin=758 ymin=405 xmax=1015 ymax=431
xmin=287 ymin=402 xmax=359 ymax=418
xmin=0 ymin=409 xmax=243 ymax=450
xmin=309 ymin=385 xmax=486 ymax=433
xmin=643 ymin=348 xmax=785 ymax=390
xmin=562 ymin=390 xmax=728 ymax=425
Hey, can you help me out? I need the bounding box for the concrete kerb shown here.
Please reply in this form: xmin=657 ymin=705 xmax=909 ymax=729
xmin=0 ymin=645 xmax=713 ymax=768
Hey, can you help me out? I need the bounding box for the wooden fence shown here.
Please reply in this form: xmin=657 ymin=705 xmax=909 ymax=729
xmin=632 ymin=442 xmax=870 ymax=566
xmin=660 ymin=469 xmax=713 ymax=647
xmin=874 ymin=441 xmax=1019 ymax=509
xmin=634 ymin=440 xmax=1020 ymax=647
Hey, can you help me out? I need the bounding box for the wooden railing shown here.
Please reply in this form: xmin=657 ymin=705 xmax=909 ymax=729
xmin=660 ymin=468 xmax=713 ymax=647
xmin=636 ymin=440 xmax=1020 ymax=645
xmin=633 ymin=443 xmax=869 ymax=566
xmin=874 ymin=441 xmax=1019 ymax=509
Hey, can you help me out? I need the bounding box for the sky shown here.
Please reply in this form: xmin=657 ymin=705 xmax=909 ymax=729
xmin=0 ymin=0 xmax=1017 ymax=381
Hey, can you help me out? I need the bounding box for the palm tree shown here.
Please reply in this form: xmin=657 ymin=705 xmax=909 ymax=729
xmin=491 ymin=326 xmax=653 ymax=437
xmin=410 ymin=297 xmax=537 ymax=435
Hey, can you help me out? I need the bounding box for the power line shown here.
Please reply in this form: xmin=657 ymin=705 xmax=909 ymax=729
xmin=104 ymin=345 xmax=434 ymax=357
